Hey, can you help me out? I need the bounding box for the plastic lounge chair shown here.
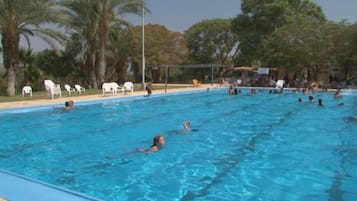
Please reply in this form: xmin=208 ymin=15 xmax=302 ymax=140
xmin=22 ymin=86 xmax=32 ymax=97
xmin=276 ymin=80 xmax=284 ymax=88
xmin=122 ymin=81 xmax=134 ymax=95
xmin=102 ymin=82 xmax=120 ymax=96
xmin=74 ymin=84 xmax=86 ymax=94
xmin=64 ymin=84 xmax=75 ymax=95
xmin=44 ymin=80 xmax=62 ymax=99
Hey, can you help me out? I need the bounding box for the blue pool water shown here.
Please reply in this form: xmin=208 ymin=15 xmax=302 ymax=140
xmin=0 ymin=89 xmax=356 ymax=201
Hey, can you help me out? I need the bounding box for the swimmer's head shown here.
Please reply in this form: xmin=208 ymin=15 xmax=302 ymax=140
xmin=183 ymin=121 xmax=191 ymax=129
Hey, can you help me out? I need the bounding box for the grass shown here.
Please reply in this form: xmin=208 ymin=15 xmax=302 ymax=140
xmin=0 ymin=89 xmax=101 ymax=103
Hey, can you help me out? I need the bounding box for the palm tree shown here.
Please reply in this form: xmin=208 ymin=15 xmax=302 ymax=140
xmin=95 ymin=0 xmax=144 ymax=85
xmin=60 ymin=0 xmax=100 ymax=88
xmin=60 ymin=0 xmax=145 ymax=88
xmin=0 ymin=0 xmax=67 ymax=96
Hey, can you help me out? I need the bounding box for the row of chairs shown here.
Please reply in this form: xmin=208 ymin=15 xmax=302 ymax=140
xmin=22 ymin=80 xmax=134 ymax=99
xmin=102 ymin=81 xmax=134 ymax=96
xmin=64 ymin=84 xmax=86 ymax=95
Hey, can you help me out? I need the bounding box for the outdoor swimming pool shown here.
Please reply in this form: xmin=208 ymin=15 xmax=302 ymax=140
xmin=0 ymin=88 xmax=356 ymax=201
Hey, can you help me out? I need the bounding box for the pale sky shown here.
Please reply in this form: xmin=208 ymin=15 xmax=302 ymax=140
xmin=127 ymin=0 xmax=357 ymax=32
xmin=27 ymin=0 xmax=357 ymax=51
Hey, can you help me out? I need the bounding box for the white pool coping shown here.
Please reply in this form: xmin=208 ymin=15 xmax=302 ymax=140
xmin=0 ymin=169 xmax=102 ymax=201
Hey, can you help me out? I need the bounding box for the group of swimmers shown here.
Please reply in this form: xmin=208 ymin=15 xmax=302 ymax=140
xmin=137 ymin=120 xmax=193 ymax=153
xmin=298 ymin=96 xmax=325 ymax=106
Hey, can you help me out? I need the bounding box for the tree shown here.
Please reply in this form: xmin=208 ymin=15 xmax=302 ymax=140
xmin=106 ymin=25 xmax=135 ymax=82
xmin=95 ymin=0 xmax=144 ymax=85
xmin=60 ymin=0 xmax=101 ymax=88
xmin=130 ymin=24 xmax=188 ymax=82
xmin=184 ymin=19 xmax=238 ymax=77
xmin=18 ymin=49 xmax=44 ymax=90
xmin=232 ymin=0 xmax=326 ymax=65
xmin=60 ymin=0 xmax=145 ymax=88
xmin=264 ymin=21 xmax=356 ymax=83
xmin=35 ymin=49 xmax=78 ymax=82
xmin=0 ymin=0 xmax=66 ymax=96
xmin=330 ymin=22 xmax=357 ymax=80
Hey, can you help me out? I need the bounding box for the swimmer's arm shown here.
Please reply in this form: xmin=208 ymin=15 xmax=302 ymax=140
xmin=145 ymin=146 xmax=158 ymax=153
xmin=137 ymin=146 xmax=158 ymax=153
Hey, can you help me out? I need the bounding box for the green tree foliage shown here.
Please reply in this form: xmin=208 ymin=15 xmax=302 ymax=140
xmin=59 ymin=0 xmax=145 ymax=88
xmin=185 ymin=19 xmax=237 ymax=65
xmin=265 ymin=21 xmax=357 ymax=82
xmin=232 ymin=0 xmax=326 ymax=65
xmin=0 ymin=0 xmax=66 ymax=96
xmin=18 ymin=49 xmax=44 ymax=90
xmin=334 ymin=22 xmax=357 ymax=80
xmin=184 ymin=19 xmax=238 ymax=78
xmin=35 ymin=49 xmax=79 ymax=82
xmin=59 ymin=0 xmax=100 ymax=88
xmin=95 ymin=0 xmax=144 ymax=86
xmin=130 ymin=24 xmax=189 ymax=82
xmin=106 ymin=26 xmax=135 ymax=82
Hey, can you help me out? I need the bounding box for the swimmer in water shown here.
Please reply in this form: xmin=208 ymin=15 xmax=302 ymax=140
xmin=137 ymin=135 xmax=165 ymax=153
xmin=183 ymin=121 xmax=192 ymax=132
xmin=181 ymin=120 xmax=199 ymax=133
xmin=64 ymin=100 xmax=74 ymax=110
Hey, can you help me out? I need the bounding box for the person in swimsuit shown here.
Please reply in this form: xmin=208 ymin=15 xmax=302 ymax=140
xmin=183 ymin=121 xmax=192 ymax=132
xmin=137 ymin=135 xmax=165 ymax=153
xmin=144 ymin=82 xmax=152 ymax=97
xmin=64 ymin=100 xmax=74 ymax=110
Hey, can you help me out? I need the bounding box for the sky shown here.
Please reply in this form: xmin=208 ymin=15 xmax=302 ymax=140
xmin=127 ymin=0 xmax=357 ymax=32
xmin=28 ymin=0 xmax=357 ymax=51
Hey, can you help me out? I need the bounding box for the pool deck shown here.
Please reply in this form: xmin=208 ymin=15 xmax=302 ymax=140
xmin=0 ymin=170 xmax=101 ymax=201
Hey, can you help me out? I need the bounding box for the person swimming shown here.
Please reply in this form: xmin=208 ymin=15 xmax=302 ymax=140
xmin=64 ymin=100 xmax=74 ymax=110
xmin=182 ymin=121 xmax=199 ymax=133
xmin=183 ymin=121 xmax=192 ymax=132
xmin=137 ymin=135 xmax=165 ymax=153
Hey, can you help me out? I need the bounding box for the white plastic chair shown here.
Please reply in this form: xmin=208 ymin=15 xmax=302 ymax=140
xmin=74 ymin=84 xmax=85 ymax=94
xmin=64 ymin=84 xmax=75 ymax=95
xmin=22 ymin=86 xmax=32 ymax=97
xmin=122 ymin=82 xmax=134 ymax=95
xmin=102 ymin=82 xmax=121 ymax=96
xmin=276 ymin=80 xmax=285 ymax=88
xmin=44 ymin=80 xmax=62 ymax=99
